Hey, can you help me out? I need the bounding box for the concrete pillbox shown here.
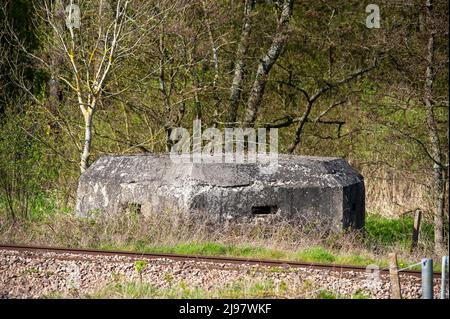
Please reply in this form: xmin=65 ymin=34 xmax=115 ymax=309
xmin=76 ymin=153 xmax=365 ymax=231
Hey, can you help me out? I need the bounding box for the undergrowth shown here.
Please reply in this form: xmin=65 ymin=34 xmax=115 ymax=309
xmin=0 ymin=203 xmax=440 ymax=271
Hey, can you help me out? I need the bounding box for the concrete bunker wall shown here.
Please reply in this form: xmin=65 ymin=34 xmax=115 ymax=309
xmin=76 ymin=154 xmax=365 ymax=231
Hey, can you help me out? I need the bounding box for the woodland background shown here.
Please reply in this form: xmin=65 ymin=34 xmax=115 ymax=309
xmin=0 ymin=0 xmax=448 ymax=252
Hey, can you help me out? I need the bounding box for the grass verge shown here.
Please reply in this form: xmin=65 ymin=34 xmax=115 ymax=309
xmin=0 ymin=208 xmax=441 ymax=271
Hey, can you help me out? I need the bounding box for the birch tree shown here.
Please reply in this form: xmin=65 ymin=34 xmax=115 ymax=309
xmin=5 ymin=0 xmax=168 ymax=172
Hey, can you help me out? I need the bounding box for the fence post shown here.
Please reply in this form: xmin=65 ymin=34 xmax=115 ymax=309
xmin=410 ymin=209 xmax=421 ymax=252
xmin=421 ymin=258 xmax=433 ymax=299
xmin=389 ymin=253 xmax=402 ymax=299
xmin=441 ymin=256 xmax=448 ymax=299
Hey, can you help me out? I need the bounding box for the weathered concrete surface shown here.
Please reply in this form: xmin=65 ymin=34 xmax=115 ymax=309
xmin=76 ymin=154 xmax=365 ymax=230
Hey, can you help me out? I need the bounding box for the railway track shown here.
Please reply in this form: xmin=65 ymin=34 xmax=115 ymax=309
xmin=0 ymin=243 xmax=440 ymax=278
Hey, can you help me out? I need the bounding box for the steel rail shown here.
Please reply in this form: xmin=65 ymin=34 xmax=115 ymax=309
xmin=0 ymin=244 xmax=441 ymax=278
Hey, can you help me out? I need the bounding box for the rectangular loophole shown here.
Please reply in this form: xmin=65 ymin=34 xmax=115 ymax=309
xmin=122 ymin=202 xmax=142 ymax=215
xmin=251 ymin=205 xmax=277 ymax=215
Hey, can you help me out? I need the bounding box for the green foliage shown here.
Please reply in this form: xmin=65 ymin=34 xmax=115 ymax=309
xmin=246 ymin=280 xmax=276 ymax=298
xmin=296 ymin=246 xmax=336 ymax=263
xmin=0 ymin=1 xmax=447 ymax=231
xmin=117 ymin=241 xmax=380 ymax=267
xmin=352 ymin=290 xmax=370 ymax=299
xmin=94 ymin=281 xmax=160 ymax=299
xmin=316 ymin=290 xmax=337 ymax=299
xmin=134 ymin=260 xmax=148 ymax=283
xmin=147 ymin=242 xmax=281 ymax=259
xmin=0 ymin=114 xmax=56 ymax=220
xmin=5 ymin=0 xmax=40 ymax=50
xmin=160 ymin=242 xmax=228 ymax=256
xmin=134 ymin=260 xmax=148 ymax=274
xmin=335 ymin=254 xmax=377 ymax=267
xmin=365 ymin=213 xmax=434 ymax=248
xmin=0 ymin=0 xmax=47 ymax=109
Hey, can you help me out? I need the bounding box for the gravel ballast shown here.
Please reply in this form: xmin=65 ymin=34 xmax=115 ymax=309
xmin=0 ymin=249 xmax=443 ymax=299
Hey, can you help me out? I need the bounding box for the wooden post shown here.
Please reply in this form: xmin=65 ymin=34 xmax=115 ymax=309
xmin=411 ymin=209 xmax=422 ymax=252
xmin=389 ymin=253 xmax=402 ymax=299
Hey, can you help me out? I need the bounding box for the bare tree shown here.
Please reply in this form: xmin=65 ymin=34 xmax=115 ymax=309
xmin=243 ymin=0 xmax=294 ymax=126
xmin=4 ymin=0 xmax=168 ymax=172
xmin=357 ymin=0 xmax=448 ymax=250
xmin=201 ymin=0 xmax=221 ymax=121
xmin=424 ymin=0 xmax=446 ymax=252
xmin=227 ymin=0 xmax=256 ymax=125
xmin=284 ymin=66 xmax=376 ymax=153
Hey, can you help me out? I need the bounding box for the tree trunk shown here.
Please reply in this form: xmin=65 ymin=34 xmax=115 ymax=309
xmin=48 ymin=55 xmax=62 ymax=116
xmin=201 ymin=0 xmax=221 ymax=121
xmin=287 ymin=101 xmax=313 ymax=153
xmin=243 ymin=0 xmax=294 ymax=127
xmin=227 ymin=0 xmax=255 ymax=125
xmin=80 ymin=110 xmax=93 ymax=173
xmin=424 ymin=0 xmax=445 ymax=253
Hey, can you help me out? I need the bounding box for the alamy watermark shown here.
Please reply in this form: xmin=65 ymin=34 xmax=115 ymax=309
xmin=169 ymin=120 xmax=279 ymax=174
xmin=364 ymin=264 xmax=382 ymax=290
xmin=65 ymin=2 xmax=81 ymax=30
xmin=64 ymin=2 xmax=381 ymax=31
xmin=65 ymin=261 xmax=81 ymax=290
xmin=366 ymin=4 xmax=381 ymax=29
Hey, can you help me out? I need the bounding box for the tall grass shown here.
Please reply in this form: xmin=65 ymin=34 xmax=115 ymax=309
xmin=0 ymin=204 xmax=440 ymax=269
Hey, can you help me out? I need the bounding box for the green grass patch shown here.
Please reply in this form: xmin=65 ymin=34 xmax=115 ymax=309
xmin=365 ymin=213 xmax=434 ymax=248
xmin=316 ymin=290 xmax=338 ymax=299
xmin=96 ymin=241 xmax=384 ymax=269
xmin=126 ymin=242 xmax=289 ymax=260
xmin=351 ymin=290 xmax=370 ymax=299
xmin=92 ymin=281 xmax=164 ymax=299
xmin=94 ymin=237 xmax=417 ymax=271
xmin=334 ymin=254 xmax=379 ymax=267
xmin=153 ymin=242 xmax=228 ymax=256
xmin=295 ymin=246 xmax=336 ymax=263
xmin=90 ymin=279 xmax=282 ymax=299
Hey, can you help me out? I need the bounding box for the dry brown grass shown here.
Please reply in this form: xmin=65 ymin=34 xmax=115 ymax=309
xmin=0 ymin=207 xmax=440 ymax=269
xmin=0 ymin=209 xmax=330 ymax=250
xmin=363 ymin=168 xmax=434 ymax=217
